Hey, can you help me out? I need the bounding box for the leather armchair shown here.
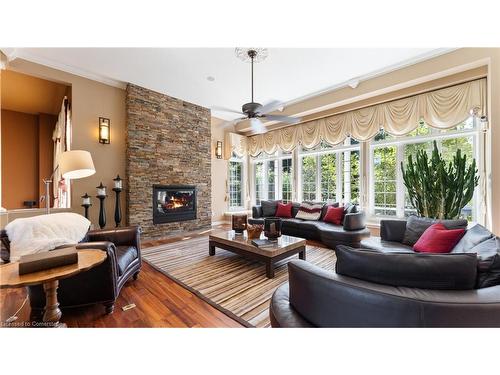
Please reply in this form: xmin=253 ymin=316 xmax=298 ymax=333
xmin=270 ymin=260 xmax=500 ymax=327
xmin=1 ymin=226 xmax=141 ymax=317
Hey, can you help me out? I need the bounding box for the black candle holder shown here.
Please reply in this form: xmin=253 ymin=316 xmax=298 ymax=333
xmin=112 ymin=175 xmax=123 ymax=227
xmin=96 ymin=182 xmax=107 ymax=229
xmin=81 ymin=193 xmax=92 ymax=219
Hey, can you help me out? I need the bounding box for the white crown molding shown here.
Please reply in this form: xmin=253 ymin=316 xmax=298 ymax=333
xmin=1 ymin=48 xmax=126 ymax=89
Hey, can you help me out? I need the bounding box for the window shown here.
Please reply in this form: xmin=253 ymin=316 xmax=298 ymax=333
xmin=301 ymin=155 xmax=317 ymax=201
xmin=251 ymin=151 xmax=294 ymax=204
xmin=298 ymin=138 xmax=361 ymax=204
xmin=370 ymin=118 xmax=478 ymax=220
xmin=254 ymin=161 xmax=264 ymax=205
xmin=228 ymin=154 xmax=244 ymax=209
xmin=267 ymin=160 xmax=276 ymax=200
xmin=372 ymin=146 xmax=397 ymax=216
xmin=281 ymin=158 xmax=293 ymax=203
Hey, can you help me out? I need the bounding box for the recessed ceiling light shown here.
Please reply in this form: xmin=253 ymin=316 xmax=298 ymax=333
xmin=207 ymin=76 xmax=215 ymax=82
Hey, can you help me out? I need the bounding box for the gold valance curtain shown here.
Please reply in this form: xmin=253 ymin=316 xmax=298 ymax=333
xmin=224 ymin=132 xmax=247 ymax=159
xmin=248 ymin=78 xmax=487 ymax=156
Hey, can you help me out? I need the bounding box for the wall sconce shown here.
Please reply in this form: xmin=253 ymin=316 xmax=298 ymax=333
xmin=99 ymin=117 xmax=110 ymax=144
xmin=215 ymin=140 xmax=223 ymax=159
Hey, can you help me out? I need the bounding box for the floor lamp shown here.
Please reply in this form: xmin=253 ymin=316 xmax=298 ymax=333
xmin=43 ymin=150 xmax=96 ymax=214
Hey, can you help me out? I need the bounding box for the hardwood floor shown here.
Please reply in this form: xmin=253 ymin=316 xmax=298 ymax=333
xmin=0 ymin=226 xmax=244 ymax=328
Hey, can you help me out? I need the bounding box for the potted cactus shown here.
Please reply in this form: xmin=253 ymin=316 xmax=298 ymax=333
xmin=401 ymin=140 xmax=478 ymax=220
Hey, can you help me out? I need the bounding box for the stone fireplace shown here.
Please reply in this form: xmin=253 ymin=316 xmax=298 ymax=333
xmin=153 ymin=185 xmax=197 ymax=224
xmin=126 ymin=84 xmax=211 ymax=239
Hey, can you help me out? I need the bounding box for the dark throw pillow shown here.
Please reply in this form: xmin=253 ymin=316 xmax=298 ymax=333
xmin=401 ymin=215 xmax=468 ymax=246
xmin=261 ymin=200 xmax=280 ymax=217
xmin=335 ymin=245 xmax=478 ymax=290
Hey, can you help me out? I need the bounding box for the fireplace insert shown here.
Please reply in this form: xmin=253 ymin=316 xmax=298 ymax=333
xmin=153 ymin=184 xmax=196 ymax=224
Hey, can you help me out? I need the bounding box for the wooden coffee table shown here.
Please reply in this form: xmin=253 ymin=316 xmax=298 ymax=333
xmin=0 ymin=249 xmax=106 ymax=328
xmin=209 ymin=231 xmax=306 ymax=278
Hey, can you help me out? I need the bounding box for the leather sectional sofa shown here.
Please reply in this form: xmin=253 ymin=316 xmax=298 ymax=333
xmin=270 ymin=219 xmax=500 ymax=327
xmin=249 ymin=200 xmax=370 ymax=248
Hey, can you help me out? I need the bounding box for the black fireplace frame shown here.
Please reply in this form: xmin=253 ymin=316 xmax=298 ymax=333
xmin=153 ymin=184 xmax=197 ymax=224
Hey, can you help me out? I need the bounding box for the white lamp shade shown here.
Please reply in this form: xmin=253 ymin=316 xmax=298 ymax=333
xmin=59 ymin=150 xmax=96 ymax=179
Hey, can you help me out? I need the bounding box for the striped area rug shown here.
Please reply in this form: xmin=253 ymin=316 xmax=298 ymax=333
xmin=142 ymin=235 xmax=336 ymax=327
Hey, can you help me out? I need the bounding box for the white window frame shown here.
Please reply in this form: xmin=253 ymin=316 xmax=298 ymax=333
xmin=250 ymin=151 xmax=294 ymax=205
xmin=228 ymin=154 xmax=245 ymax=211
xmin=368 ymin=123 xmax=480 ymax=221
xmin=297 ymin=140 xmax=361 ymax=205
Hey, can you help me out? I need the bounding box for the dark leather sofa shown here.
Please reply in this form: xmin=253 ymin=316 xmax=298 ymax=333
xmin=1 ymin=226 xmax=141 ymax=316
xmin=249 ymin=200 xmax=370 ymax=248
xmin=270 ymin=219 xmax=500 ymax=327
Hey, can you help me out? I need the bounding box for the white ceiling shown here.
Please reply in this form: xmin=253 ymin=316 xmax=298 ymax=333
xmin=4 ymin=48 xmax=451 ymax=120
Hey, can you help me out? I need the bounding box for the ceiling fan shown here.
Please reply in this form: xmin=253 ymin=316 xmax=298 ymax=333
xmin=213 ymin=48 xmax=301 ymax=133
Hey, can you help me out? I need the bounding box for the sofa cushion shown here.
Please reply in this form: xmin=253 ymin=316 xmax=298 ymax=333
xmin=295 ymin=202 xmax=324 ymax=221
xmin=413 ymin=223 xmax=466 ymax=253
xmin=335 ymin=245 xmax=478 ymax=290
xmin=359 ymin=237 xmax=414 ymax=253
xmin=291 ymin=202 xmax=301 ymax=218
xmin=282 ymin=218 xmax=318 ymax=232
xmin=115 ymin=245 xmax=138 ymax=276
xmin=275 ymin=202 xmax=293 ymax=218
xmin=261 ymin=200 xmax=280 ymax=217
xmin=402 ymin=216 xmax=468 ymax=246
xmin=323 ymin=206 xmax=344 ymax=225
xmin=452 ymin=224 xmax=494 ymax=254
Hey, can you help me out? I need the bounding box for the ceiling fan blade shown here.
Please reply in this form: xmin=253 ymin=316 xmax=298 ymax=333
xmin=257 ymin=100 xmax=284 ymax=115
xmin=264 ymin=114 xmax=301 ymax=124
xmin=211 ymin=106 xmax=244 ymax=115
xmin=250 ymin=118 xmax=266 ymax=133
xmin=220 ymin=118 xmax=245 ymax=129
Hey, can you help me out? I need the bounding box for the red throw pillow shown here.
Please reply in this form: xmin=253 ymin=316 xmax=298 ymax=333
xmin=323 ymin=205 xmax=344 ymax=225
xmin=413 ymin=223 xmax=466 ymax=253
xmin=275 ymin=202 xmax=292 ymax=218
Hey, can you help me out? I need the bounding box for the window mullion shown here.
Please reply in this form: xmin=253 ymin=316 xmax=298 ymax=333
xmin=316 ymin=154 xmax=321 ymax=201
xmin=336 ymin=151 xmax=343 ymax=204
xmin=396 ymin=144 xmax=405 ymax=217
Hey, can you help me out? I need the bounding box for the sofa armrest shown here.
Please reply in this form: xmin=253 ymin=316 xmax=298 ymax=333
xmin=380 ymin=220 xmax=407 ymax=242
xmin=252 ymin=206 xmax=263 ymax=219
xmin=343 ymin=211 xmax=366 ymax=231
xmin=87 ymin=226 xmax=141 ymax=252
xmin=76 ymin=241 xmax=119 ymax=279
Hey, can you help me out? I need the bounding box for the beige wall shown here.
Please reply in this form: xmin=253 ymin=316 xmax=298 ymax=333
xmin=2 ymin=59 xmax=126 ymax=229
xmin=211 ymin=117 xmax=229 ymax=222
xmin=1 ymin=110 xmax=39 ymax=209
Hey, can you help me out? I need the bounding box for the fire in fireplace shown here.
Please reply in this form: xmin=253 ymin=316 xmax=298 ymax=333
xmin=153 ymin=185 xmax=196 ymax=224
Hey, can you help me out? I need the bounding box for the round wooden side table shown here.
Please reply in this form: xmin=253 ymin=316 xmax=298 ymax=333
xmin=0 ymin=249 xmax=107 ymax=328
